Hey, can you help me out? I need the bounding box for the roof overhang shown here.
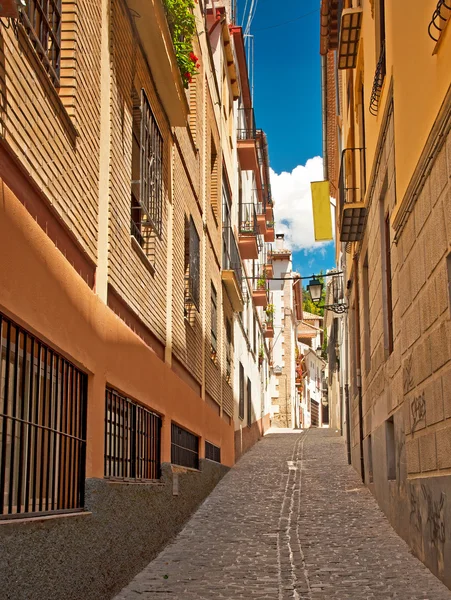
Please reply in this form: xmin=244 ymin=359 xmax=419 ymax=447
xmin=230 ymin=25 xmax=252 ymax=108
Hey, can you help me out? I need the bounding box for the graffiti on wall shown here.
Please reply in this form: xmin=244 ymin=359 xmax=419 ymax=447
xmin=410 ymin=484 xmax=446 ymax=548
xmin=422 ymin=485 xmax=446 ymax=548
xmin=411 ymin=392 xmax=426 ymax=432
xmin=403 ymin=354 xmax=415 ymax=394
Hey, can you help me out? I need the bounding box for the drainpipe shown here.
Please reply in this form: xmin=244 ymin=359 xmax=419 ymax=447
xmin=353 ymin=253 xmax=365 ymax=482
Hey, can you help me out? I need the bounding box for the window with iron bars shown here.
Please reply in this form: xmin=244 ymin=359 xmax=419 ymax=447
xmin=104 ymin=388 xmax=161 ymax=480
xmin=131 ymin=88 xmax=163 ymax=247
xmin=225 ymin=319 xmax=232 ymax=384
xmin=211 ymin=283 xmax=217 ymax=356
xmin=184 ymin=216 xmax=200 ymax=312
xmin=238 ymin=362 xmax=244 ymax=420
xmin=20 ymin=0 xmax=62 ymax=87
xmin=171 ymin=423 xmax=199 ymax=469
xmin=205 ymin=441 xmax=221 ymax=463
xmin=0 ymin=312 xmax=87 ymax=519
xmin=247 ymin=377 xmax=252 ymax=428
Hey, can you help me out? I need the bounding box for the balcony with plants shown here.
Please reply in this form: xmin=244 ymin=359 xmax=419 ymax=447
xmin=261 ymin=243 xmax=273 ymax=279
xmin=252 ymin=269 xmax=268 ymax=308
xmin=264 ymin=220 xmax=275 ymax=243
xmin=264 ymin=304 xmax=274 ymax=339
xmin=126 ymin=0 xmax=196 ymax=126
xmin=238 ymin=203 xmax=260 ymax=260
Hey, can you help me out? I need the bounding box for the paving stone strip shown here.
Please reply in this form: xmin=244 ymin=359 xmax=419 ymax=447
xmin=114 ymin=429 xmax=451 ymax=600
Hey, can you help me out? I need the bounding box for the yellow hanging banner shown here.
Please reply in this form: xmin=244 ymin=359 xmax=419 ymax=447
xmin=311 ymin=181 xmax=333 ymax=241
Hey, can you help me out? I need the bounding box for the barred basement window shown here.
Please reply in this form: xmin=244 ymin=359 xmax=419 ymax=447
xmin=20 ymin=0 xmax=62 ymax=87
xmin=104 ymin=388 xmax=162 ymax=480
xmin=184 ymin=216 xmax=200 ymax=312
xmin=131 ymin=88 xmax=163 ymax=245
xmin=0 ymin=312 xmax=87 ymax=519
xmin=171 ymin=423 xmax=199 ymax=469
xmin=211 ymin=283 xmax=217 ymax=355
xmin=205 ymin=441 xmax=220 ymax=463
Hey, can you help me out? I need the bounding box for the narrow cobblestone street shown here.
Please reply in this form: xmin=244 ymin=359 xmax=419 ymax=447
xmin=114 ymin=430 xmax=451 ymax=599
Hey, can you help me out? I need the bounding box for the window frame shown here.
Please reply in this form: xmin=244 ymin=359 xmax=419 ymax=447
xmin=20 ymin=0 xmax=62 ymax=88
xmin=104 ymin=387 xmax=162 ymax=481
xmin=0 ymin=312 xmax=87 ymax=519
xmin=131 ymin=88 xmax=164 ymax=242
xmin=185 ymin=216 xmax=200 ymax=312
xmin=238 ymin=362 xmax=244 ymax=420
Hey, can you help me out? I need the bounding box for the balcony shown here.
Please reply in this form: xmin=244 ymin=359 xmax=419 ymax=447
xmin=338 ymin=7 xmax=362 ymax=69
xmin=256 ymin=202 xmax=267 ymax=235
xmin=238 ymin=203 xmax=259 ymax=260
xmin=126 ymin=0 xmax=188 ymax=127
xmin=237 ymin=108 xmax=261 ymax=179
xmin=338 ymin=147 xmax=366 ymax=242
xmin=264 ymin=221 xmax=275 ymax=243
xmin=265 ymin=186 xmax=274 ymax=221
xmin=252 ymin=270 xmax=268 ymax=308
xmin=222 ymin=227 xmax=244 ymax=312
xmin=262 ymin=244 xmax=273 ymax=279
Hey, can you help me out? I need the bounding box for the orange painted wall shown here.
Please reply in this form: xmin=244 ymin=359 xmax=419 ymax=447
xmin=0 ymin=182 xmax=235 ymax=475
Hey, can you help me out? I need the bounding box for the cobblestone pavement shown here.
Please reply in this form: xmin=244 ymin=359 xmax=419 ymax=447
xmin=114 ymin=429 xmax=451 ymax=599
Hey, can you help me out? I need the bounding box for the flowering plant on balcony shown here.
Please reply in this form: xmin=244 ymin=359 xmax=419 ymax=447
xmin=256 ymin=276 xmax=266 ymax=290
xmin=265 ymin=304 xmax=274 ymax=325
xmin=162 ymin=0 xmax=200 ymax=88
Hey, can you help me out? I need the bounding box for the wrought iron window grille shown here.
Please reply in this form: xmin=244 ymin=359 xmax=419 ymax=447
xmin=131 ymin=89 xmax=164 ymax=239
xmin=210 ymin=283 xmax=217 ymax=355
xmin=171 ymin=423 xmax=199 ymax=470
xmin=225 ymin=319 xmax=232 ymax=383
xmin=428 ymin=0 xmax=451 ymax=42
xmin=20 ymin=0 xmax=61 ymax=87
xmin=238 ymin=362 xmax=245 ymax=420
xmin=0 ymin=311 xmax=87 ymax=519
xmin=184 ymin=217 xmax=200 ymax=312
xmin=104 ymin=388 xmax=162 ymax=481
xmin=205 ymin=441 xmax=221 ymax=463
xmin=369 ymin=42 xmax=386 ymax=116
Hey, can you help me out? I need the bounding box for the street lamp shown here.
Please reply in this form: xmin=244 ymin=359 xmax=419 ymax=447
xmin=307 ymin=277 xmax=323 ymax=304
xmin=307 ymin=276 xmax=348 ymax=314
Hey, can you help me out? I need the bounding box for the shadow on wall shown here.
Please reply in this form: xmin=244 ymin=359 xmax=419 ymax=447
xmin=0 ymin=461 xmax=229 ymax=600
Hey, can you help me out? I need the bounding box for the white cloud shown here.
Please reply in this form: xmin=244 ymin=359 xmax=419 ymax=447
xmin=270 ymin=156 xmax=335 ymax=252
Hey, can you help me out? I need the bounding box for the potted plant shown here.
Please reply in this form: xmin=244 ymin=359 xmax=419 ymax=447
xmin=266 ymin=303 xmax=274 ymax=323
xmin=257 ymin=276 xmax=266 ymax=290
xmin=163 ymin=0 xmax=200 ymax=88
xmin=258 ymin=346 xmax=264 ymax=366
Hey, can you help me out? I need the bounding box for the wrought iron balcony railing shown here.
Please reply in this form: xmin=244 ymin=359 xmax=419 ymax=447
xmin=222 ymin=226 xmax=243 ymax=291
xmin=338 ymin=147 xmax=367 ymax=242
xmin=237 ymin=108 xmax=256 ymax=141
xmin=369 ymin=42 xmax=386 ymax=116
xmin=428 ymin=0 xmax=451 ymax=42
xmin=239 ymin=203 xmax=258 ymax=236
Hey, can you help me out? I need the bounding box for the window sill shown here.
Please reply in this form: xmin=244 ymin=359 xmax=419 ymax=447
xmin=131 ymin=235 xmax=156 ymax=276
xmin=0 ymin=510 xmax=91 ymax=527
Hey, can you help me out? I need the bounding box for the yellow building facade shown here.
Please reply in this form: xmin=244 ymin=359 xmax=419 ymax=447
xmin=322 ymin=0 xmax=451 ymax=587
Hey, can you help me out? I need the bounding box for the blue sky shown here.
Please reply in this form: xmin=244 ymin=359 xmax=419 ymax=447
xmin=238 ymin=0 xmax=336 ymax=278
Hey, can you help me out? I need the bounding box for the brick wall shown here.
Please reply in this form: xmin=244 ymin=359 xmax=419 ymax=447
xmin=0 ymin=0 xmax=101 ymax=263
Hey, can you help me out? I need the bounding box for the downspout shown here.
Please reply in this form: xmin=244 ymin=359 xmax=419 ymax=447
xmin=353 ymin=254 xmax=365 ymax=482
